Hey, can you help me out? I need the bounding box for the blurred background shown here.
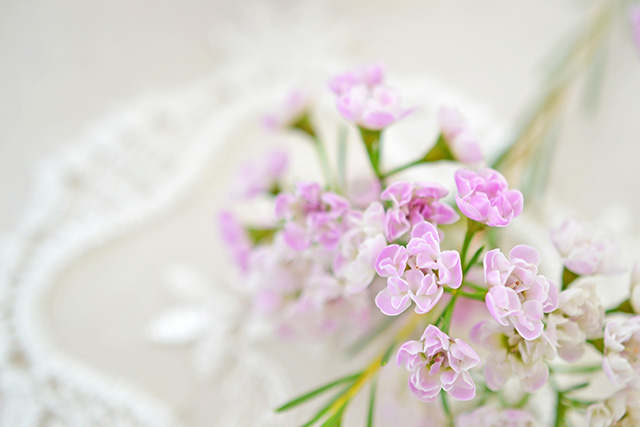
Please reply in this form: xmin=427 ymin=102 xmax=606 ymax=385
xmin=0 ymin=0 xmax=639 ymax=425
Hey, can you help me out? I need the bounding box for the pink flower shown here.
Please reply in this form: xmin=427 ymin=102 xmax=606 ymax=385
xmin=438 ymin=107 xmax=484 ymax=167
xmin=456 ymin=405 xmax=535 ymax=427
xmin=471 ymin=320 xmax=556 ymax=392
xmin=397 ymin=325 xmax=480 ymax=402
xmin=275 ymin=182 xmax=350 ymax=251
xmin=328 ymin=63 xmax=385 ymax=95
xmin=330 ymin=64 xmax=414 ymax=131
xmin=454 ymin=168 xmax=523 ymax=227
xmin=217 ymin=211 xmax=252 ymax=273
xmin=603 ymin=316 xmax=640 ymax=387
xmin=249 ymin=236 xmax=373 ymax=338
xmin=381 ymin=181 xmax=459 ymax=241
xmin=232 ymin=150 xmax=288 ymax=198
xmin=550 ymin=218 xmax=626 ymax=276
xmin=483 ymin=245 xmax=558 ymax=340
xmin=632 ymin=6 xmax=640 ymax=55
xmin=263 ymin=89 xmax=310 ymax=130
xmin=375 ymin=221 xmax=462 ymax=316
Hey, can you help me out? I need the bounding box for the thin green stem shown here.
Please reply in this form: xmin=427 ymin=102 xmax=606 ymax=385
xmin=367 ymin=377 xmax=378 ymax=427
xmin=381 ymin=158 xmax=423 ymax=179
xmin=460 ymin=226 xmax=476 ymax=268
xmin=314 ymin=136 xmax=335 ymax=190
xmin=440 ymin=391 xmax=453 ymax=426
xmin=462 ymin=281 xmax=487 ymax=293
xmin=359 ymin=128 xmax=383 ymax=181
xmin=549 ymin=365 xmax=601 ymax=374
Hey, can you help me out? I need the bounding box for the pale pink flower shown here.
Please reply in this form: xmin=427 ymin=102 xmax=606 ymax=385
xmin=375 ymin=221 xmax=462 ymax=316
xmin=334 ymin=202 xmax=388 ymax=294
xmin=249 ymin=235 xmax=372 ymax=338
xmin=551 ymin=218 xmax=626 ymax=276
xmin=454 ymin=168 xmax=523 ymax=227
xmin=381 ymin=181 xmax=459 ymax=241
xmin=456 ymin=405 xmax=535 ymax=427
xmin=632 ymin=6 xmax=640 ymax=55
xmin=328 ymin=63 xmax=385 ymax=95
xmin=438 ymin=107 xmax=484 ymax=167
xmin=275 ymin=182 xmax=350 ymax=251
xmin=603 ymin=316 xmax=640 ymax=387
xmin=546 ymin=280 xmax=604 ymax=362
xmin=217 ymin=211 xmax=252 ymax=273
xmin=263 ymin=89 xmax=310 ymax=130
xmin=483 ymin=245 xmax=559 ymax=340
xmin=335 ymin=84 xmax=414 ymax=130
xmin=330 ymin=64 xmax=413 ymax=130
xmin=232 ymin=150 xmax=288 ymax=198
xmin=471 ymin=320 xmax=556 ymax=392
xmin=397 ymin=325 xmax=480 ymax=402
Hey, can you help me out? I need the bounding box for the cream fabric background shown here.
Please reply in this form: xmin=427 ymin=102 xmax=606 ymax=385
xmin=1 ymin=0 xmax=639 ymax=425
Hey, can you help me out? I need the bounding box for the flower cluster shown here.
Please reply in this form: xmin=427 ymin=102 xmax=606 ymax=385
xmin=375 ymin=221 xmax=462 ymax=316
xmin=456 ymin=405 xmax=535 ymax=427
xmin=217 ymin=64 xmax=635 ymax=427
xmin=438 ymin=107 xmax=484 ymax=167
xmin=454 ymin=168 xmax=523 ymax=227
xmin=471 ymin=320 xmax=556 ymax=392
xmin=381 ymin=181 xmax=459 ymax=241
xmin=483 ymin=245 xmax=558 ymax=340
xmin=397 ymin=325 xmax=480 ymax=401
xmin=603 ymin=316 xmax=640 ymax=388
xmin=329 ymin=63 xmax=413 ymax=130
xmin=547 ymin=280 xmax=604 ymax=362
xmin=550 ymin=217 xmax=625 ymax=276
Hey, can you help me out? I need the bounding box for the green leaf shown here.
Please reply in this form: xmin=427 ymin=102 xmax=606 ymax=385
xmin=367 ymin=377 xmax=378 ymax=427
xmin=464 ymin=245 xmax=485 ymax=275
xmin=275 ymin=372 xmax=361 ymax=412
xmin=380 ymin=341 xmax=396 ymax=366
xmin=347 ymin=317 xmax=395 ymax=357
xmin=298 ymin=383 xmax=355 ymax=427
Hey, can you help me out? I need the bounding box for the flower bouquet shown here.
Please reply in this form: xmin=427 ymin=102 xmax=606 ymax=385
xmin=217 ymin=6 xmax=640 ymax=425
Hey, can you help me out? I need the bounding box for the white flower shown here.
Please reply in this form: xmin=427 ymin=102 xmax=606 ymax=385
xmin=471 ymin=320 xmax=556 ymax=392
xmin=335 ymin=202 xmax=387 ymax=294
xmin=603 ymin=316 xmax=640 ymax=387
xmin=547 ymin=280 xmax=604 ymax=362
xmin=551 ymin=218 xmax=626 ymax=276
xmin=586 ymin=388 xmax=638 ymax=427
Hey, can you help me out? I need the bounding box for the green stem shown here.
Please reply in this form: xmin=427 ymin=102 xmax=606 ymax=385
xmin=381 ymin=134 xmax=454 ymax=179
xmin=440 ymin=391 xmax=453 ymax=426
xmin=554 ymin=392 xmax=567 ymax=427
xmin=461 ymin=219 xmax=484 ymax=268
xmin=292 ymin=113 xmax=335 ymax=190
xmin=440 ymin=292 xmax=460 ymax=335
xmin=463 ymin=281 xmax=487 ymax=293
xmin=443 ymin=288 xmax=485 ymax=301
xmin=359 ymin=128 xmax=383 ymax=181
xmin=381 ymin=158 xmax=424 ymax=178
xmin=314 ymin=135 xmax=335 ymax=190
xmin=549 ymin=365 xmax=601 ymax=374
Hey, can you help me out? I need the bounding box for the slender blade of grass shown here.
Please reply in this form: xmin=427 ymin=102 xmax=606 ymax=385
xmin=276 ymin=371 xmax=361 ymax=412
xmin=367 ymin=377 xmax=378 ymax=427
